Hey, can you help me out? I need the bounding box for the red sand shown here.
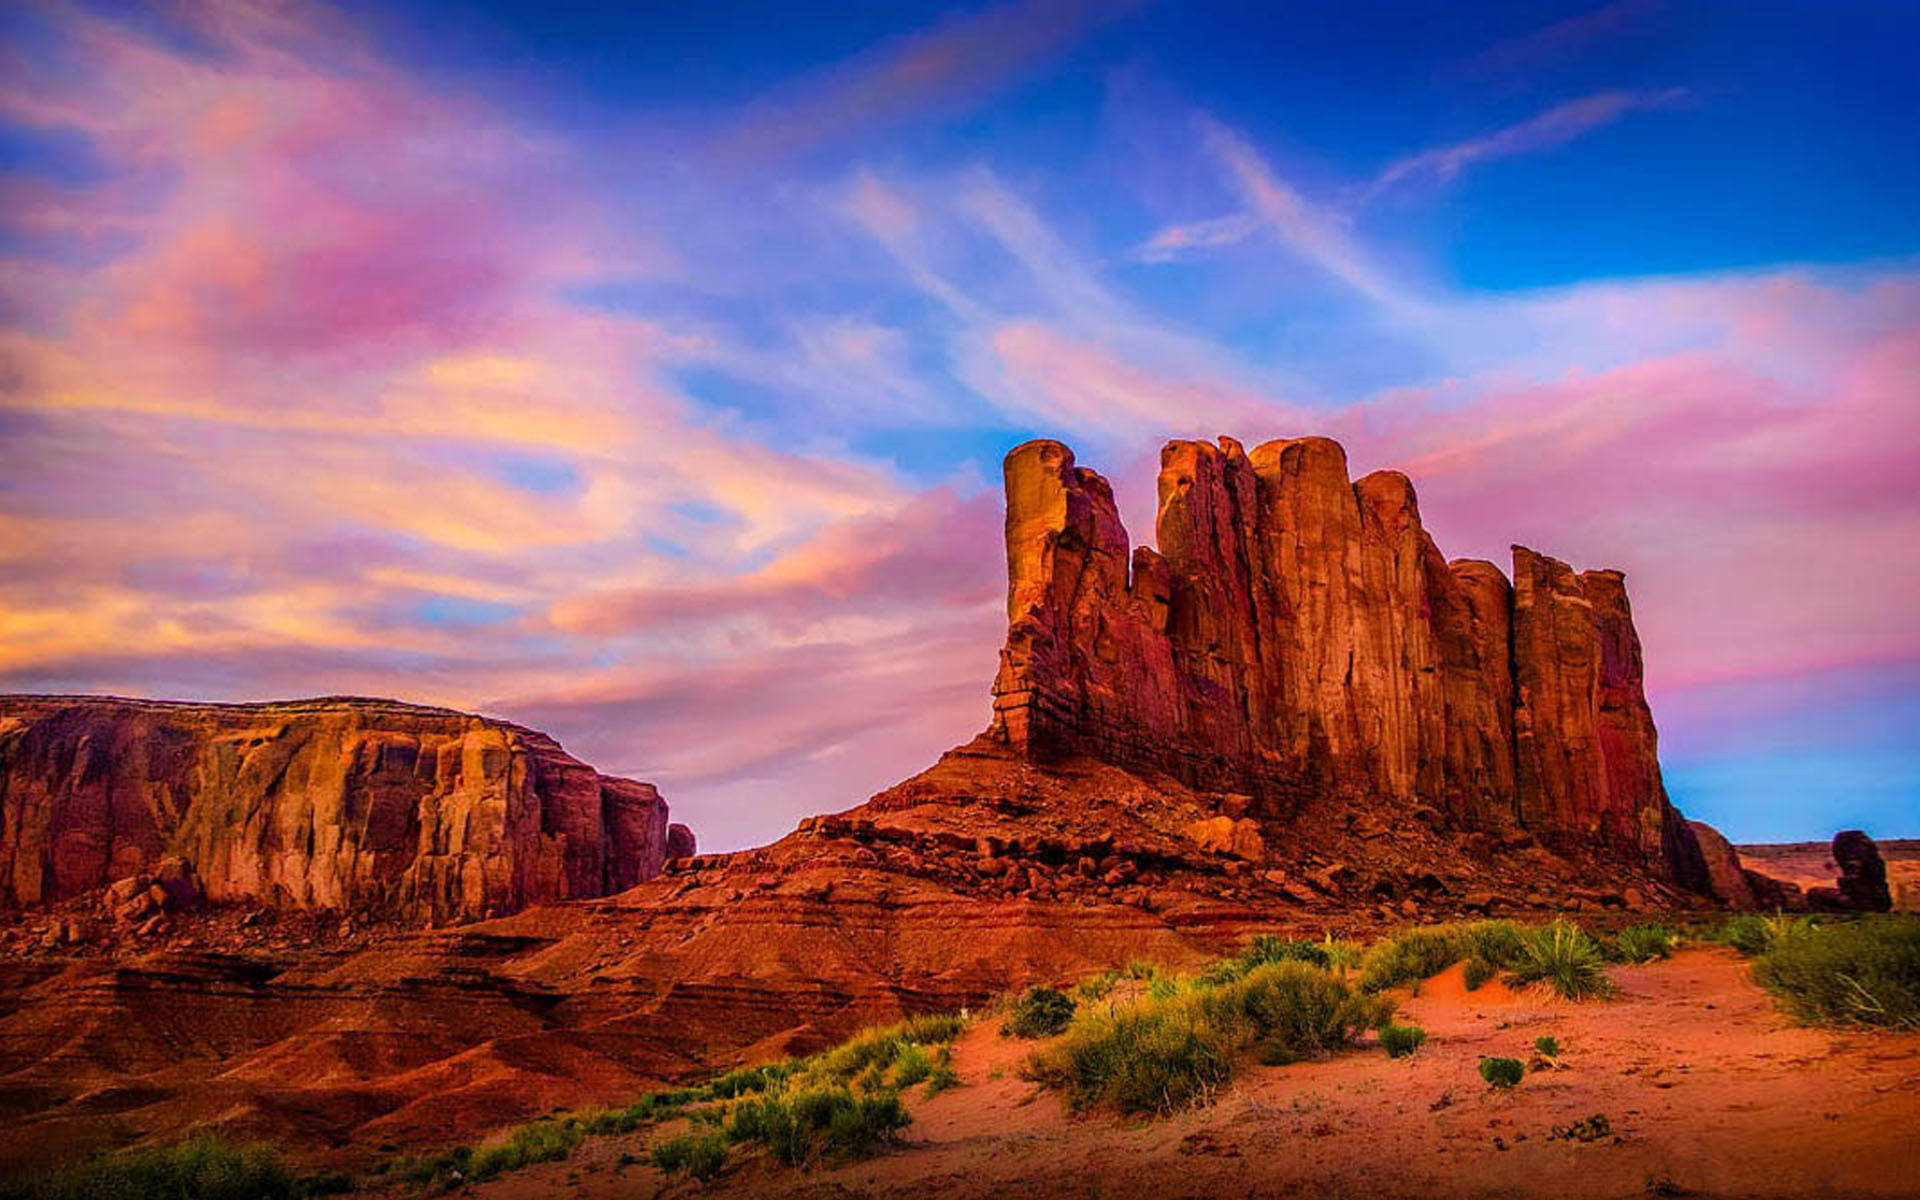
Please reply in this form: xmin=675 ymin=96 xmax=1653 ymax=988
xmin=449 ymin=947 xmax=1920 ymax=1200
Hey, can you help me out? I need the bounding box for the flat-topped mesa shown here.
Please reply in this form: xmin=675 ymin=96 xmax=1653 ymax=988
xmin=989 ymin=435 xmax=1708 ymax=883
xmin=0 ymin=695 xmax=675 ymax=923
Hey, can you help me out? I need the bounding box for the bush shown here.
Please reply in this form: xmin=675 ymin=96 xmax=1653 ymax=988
xmin=922 ymin=1045 xmax=960 ymax=1097
xmin=1359 ymin=928 xmax=1462 ymax=992
xmin=467 ymin=1119 xmax=584 ymax=1181
xmin=1244 ymin=935 xmax=1333 ymax=970
xmin=1075 ymin=970 xmax=1120 ymax=1001
xmin=1380 ymin=1023 xmax=1427 ymax=1059
xmin=1025 ymin=960 xmax=1391 ymax=1115
xmin=1534 ymin=1035 xmax=1560 ymax=1058
xmin=723 ymin=1084 xmax=910 ymax=1166
xmin=1750 ymin=916 xmax=1920 ymax=1030
xmin=0 ymin=1136 xmax=306 ymax=1200
xmin=650 ymin=1129 xmax=729 ymax=1180
xmin=1462 ymin=956 xmax=1496 ymax=991
xmin=1613 ymin=924 xmax=1677 ymax=963
xmin=891 ymin=1042 xmax=933 ymax=1088
xmin=1509 ymin=921 xmax=1612 ymax=999
xmin=1002 ymin=986 xmax=1077 ymax=1038
xmin=1718 ymin=913 xmax=1817 ymax=958
xmin=1478 ymin=1056 xmax=1525 ymax=1089
xmin=1359 ymin=921 xmax=1528 ymax=992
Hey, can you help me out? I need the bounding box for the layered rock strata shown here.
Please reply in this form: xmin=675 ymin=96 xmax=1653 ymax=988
xmin=989 ymin=436 xmax=1708 ymax=883
xmin=0 ymin=696 xmax=672 ymax=922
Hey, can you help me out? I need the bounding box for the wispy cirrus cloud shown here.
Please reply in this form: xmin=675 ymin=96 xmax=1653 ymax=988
xmin=1364 ymin=88 xmax=1690 ymax=200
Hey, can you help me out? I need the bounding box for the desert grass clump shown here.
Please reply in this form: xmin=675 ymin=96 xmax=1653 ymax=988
xmin=1379 ymin=1023 xmax=1427 ymax=1059
xmin=1717 ymin=913 xmax=1817 ymax=958
xmin=1509 ymin=921 xmax=1613 ymax=999
xmin=1002 ymin=986 xmax=1077 ymax=1038
xmin=723 ymin=1085 xmax=909 ymax=1166
xmin=1612 ymin=924 xmax=1678 ymax=963
xmin=1534 ymin=1035 xmax=1561 ymax=1059
xmin=650 ymin=1129 xmax=729 ymax=1180
xmin=466 ymin=1119 xmax=585 ymax=1181
xmin=0 ymin=1135 xmax=316 ymax=1200
xmin=1478 ymin=1056 xmax=1525 ymax=1089
xmin=1749 ymin=916 xmax=1920 ymax=1030
xmin=1025 ymin=960 xmax=1392 ymax=1115
xmin=1358 ymin=920 xmax=1529 ymax=992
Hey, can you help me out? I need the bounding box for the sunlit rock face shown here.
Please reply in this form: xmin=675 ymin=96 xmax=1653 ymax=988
xmin=0 ymin=695 xmax=672 ymax=922
xmin=989 ymin=435 xmax=1713 ymax=885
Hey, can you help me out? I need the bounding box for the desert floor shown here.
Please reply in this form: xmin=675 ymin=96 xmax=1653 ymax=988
xmin=435 ymin=947 xmax=1920 ymax=1200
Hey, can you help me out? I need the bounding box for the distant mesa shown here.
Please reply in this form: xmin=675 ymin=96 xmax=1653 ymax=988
xmin=0 ymin=694 xmax=675 ymax=924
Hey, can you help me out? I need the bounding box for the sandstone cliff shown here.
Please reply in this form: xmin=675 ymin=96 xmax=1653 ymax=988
xmin=0 ymin=695 xmax=672 ymax=922
xmin=989 ymin=436 xmax=1710 ymax=885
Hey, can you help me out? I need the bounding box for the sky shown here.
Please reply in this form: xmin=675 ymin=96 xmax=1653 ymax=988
xmin=1 ymin=0 xmax=1916 ymax=850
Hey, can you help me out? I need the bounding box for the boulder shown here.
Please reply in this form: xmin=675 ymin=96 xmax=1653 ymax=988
xmin=1833 ymin=830 xmax=1892 ymax=912
xmin=1688 ymin=820 xmax=1758 ymax=909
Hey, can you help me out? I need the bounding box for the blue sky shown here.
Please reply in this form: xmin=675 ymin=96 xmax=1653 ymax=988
xmin=1 ymin=0 xmax=1915 ymax=847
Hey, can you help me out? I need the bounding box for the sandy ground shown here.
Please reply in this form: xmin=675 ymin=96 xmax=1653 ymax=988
xmin=437 ymin=948 xmax=1920 ymax=1200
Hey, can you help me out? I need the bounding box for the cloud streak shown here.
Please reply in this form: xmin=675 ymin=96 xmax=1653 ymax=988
xmin=1366 ymin=88 xmax=1690 ymax=199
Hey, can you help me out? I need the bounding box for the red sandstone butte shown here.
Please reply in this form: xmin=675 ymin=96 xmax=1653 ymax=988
xmin=989 ymin=436 xmax=1713 ymax=885
xmin=0 ymin=695 xmax=673 ymax=923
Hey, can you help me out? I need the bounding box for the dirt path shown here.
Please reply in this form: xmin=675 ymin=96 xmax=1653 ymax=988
xmin=456 ymin=948 xmax=1920 ymax=1199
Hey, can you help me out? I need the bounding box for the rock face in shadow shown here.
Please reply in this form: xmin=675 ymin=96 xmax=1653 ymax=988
xmin=989 ymin=436 xmax=1713 ymax=885
xmin=0 ymin=696 xmax=673 ymax=922
xmin=1826 ymin=830 xmax=1893 ymax=912
xmin=1689 ymin=820 xmax=1760 ymax=910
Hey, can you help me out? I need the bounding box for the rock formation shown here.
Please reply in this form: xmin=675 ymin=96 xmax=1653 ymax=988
xmin=1689 ymin=820 xmax=1760 ymax=909
xmin=0 ymin=695 xmax=673 ymax=922
xmin=1812 ymin=829 xmax=1893 ymax=912
xmin=989 ymin=436 xmax=1712 ymax=885
xmin=667 ymin=822 xmax=698 ymax=860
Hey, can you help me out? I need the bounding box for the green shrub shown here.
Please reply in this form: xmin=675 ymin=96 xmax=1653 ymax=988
xmin=1462 ymin=956 xmax=1496 ymax=991
xmin=1075 ymin=970 xmax=1120 ymax=1001
xmin=1509 ymin=921 xmax=1612 ymax=999
xmin=0 ymin=1135 xmax=307 ymax=1200
xmin=1002 ymin=986 xmax=1077 ymax=1038
xmin=1478 ymin=1056 xmax=1525 ymax=1089
xmin=1026 ymin=960 xmax=1391 ymax=1115
xmin=1359 ymin=921 xmax=1528 ymax=992
xmin=922 ymin=1043 xmax=960 ymax=1097
xmin=1613 ymin=924 xmax=1677 ymax=963
xmin=1380 ymin=1023 xmax=1427 ymax=1059
xmin=824 ymin=1093 xmax=911 ymax=1157
xmin=1027 ymin=996 xmax=1235 ymax=1113
xmin=650 ymin=1129 xmax=729 ymax=1180
xmin=1750 ymin=916 xmax=1920 ymax=1030
xmin=891 ymin=1042 xmax=933 ymax=1088
xmin=467 ymin=1119 xmax=584 ymax=1180
xmin=1534 ymin=1035 xmax=1560 ymax=1058
xmin=1244 ymin=934 xmax=1333 ymax=969
xmin=722 ymin=1083 xmax=910 ymax=1166
xmin=1718 ymin=913 xmax=1817 ymax=958
xmin=1359 ymin=928 xmax=1462 ymax=991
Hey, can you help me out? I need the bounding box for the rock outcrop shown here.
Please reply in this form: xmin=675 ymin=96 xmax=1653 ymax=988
xmin=667 ymin=822 xmax=698 ymax=861
xmin=1689 ymin=820 xmax=1760 ymax=909
xmin=989 ymin=436 xmax=1712 ymax=885
xmin=0 ymin=696 xmax=673 ymax=922
xmin=1814 ymin=830 xmax=1893 ymax=912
